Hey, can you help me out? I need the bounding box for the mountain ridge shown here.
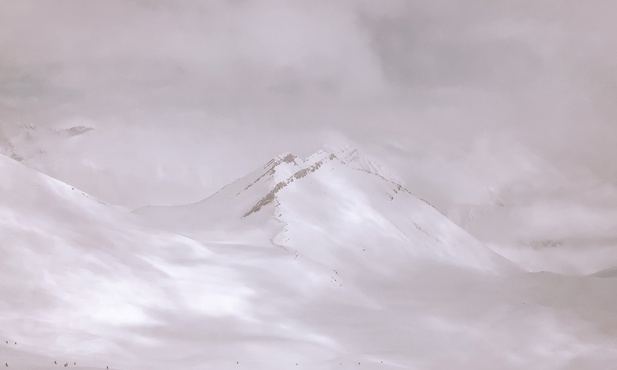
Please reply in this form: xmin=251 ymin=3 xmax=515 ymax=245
xmin=135 ymin=149 xmax=511 ymax=272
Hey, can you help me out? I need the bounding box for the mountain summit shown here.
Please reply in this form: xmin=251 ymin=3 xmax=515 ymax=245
xmin=136 ymin=149 xmax=509 ymax=271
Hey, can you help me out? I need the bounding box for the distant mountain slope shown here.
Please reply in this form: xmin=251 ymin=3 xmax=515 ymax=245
xmin=0 ymin=123 xmax=94 ymax=163
xmin=136 ymin=149 xmax=510 ymax=272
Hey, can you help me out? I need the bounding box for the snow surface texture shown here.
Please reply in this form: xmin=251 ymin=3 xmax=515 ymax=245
xmin=3 ymin=150 xmax=617 ymax=369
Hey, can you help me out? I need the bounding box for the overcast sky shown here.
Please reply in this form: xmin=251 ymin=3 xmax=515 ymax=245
xmin=1 ymin=0 xmax=616 ymax=212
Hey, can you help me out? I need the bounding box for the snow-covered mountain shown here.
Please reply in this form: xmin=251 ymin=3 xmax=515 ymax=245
xmin=5 ymin=150 xmax=617 ymax=370
xmin=136 ymin=149 xmax=509 ymax=272
xmin=2 ymin=150 xmax=516 ymax=369
xmin=131 ymin=150 xmax=617 ymax=369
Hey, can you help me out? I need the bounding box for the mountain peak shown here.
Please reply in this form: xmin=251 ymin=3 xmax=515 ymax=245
xmin=135 ymin=149 xmax=508 ymax=271
xmin=240 ymin=148 xmax=402 ymax=218
xmin=324 ymin=145 xmax=400 ymax=181
xmin=243 ymin=150 xmax=339 ymax=217
xmin=265 ymin=152 xmax=297 ymax=168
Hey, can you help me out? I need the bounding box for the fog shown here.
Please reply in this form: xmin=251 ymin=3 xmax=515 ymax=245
xmin=1 ymin=0 xmax=616 ymax=270
xmin=4 ymin=3 xmax=617 ymax=369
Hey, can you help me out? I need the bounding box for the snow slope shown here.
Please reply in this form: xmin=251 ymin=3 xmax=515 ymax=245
xmin=0 ymin=154 xmax=256 ymax=369
xmin=5 ymin=151 xmax=617 ymax=369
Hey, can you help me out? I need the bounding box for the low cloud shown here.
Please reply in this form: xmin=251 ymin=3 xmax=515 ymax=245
xmin=1 ymin=0 xmax=616 ymax=215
